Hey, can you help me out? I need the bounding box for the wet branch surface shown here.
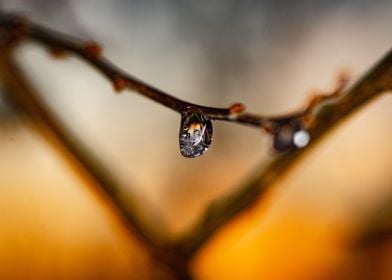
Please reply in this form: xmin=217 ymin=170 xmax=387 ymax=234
xmin=0 ymin=12 xmax=391 ymax=279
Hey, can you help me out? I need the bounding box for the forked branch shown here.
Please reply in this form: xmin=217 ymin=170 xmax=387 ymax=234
xmin=0 ymin=11 xmax=391 ymax=279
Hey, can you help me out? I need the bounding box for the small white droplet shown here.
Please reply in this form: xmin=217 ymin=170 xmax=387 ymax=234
xmin=293 ymin=130 xmax=310 ymax=148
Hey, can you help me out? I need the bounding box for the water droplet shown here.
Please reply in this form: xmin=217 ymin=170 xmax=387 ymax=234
xmin=179 ymin=112 xmax=213 ymax=158
xmin=293 ymin=130 xmax=310 ymax=148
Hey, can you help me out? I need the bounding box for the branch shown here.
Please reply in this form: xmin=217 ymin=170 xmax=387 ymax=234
xmin=0 ymin=48 xmax=164 ymax=249
xmin=1 ymin=12 xmax=391 ymax=275
xmin=0 ymin=13 xmax=192 ymax=278
xmin=0 ymin=13 xmax=346 ymax=147
xmin=0 ymin=39 xmax=197 ymax=280
xmin=352 ymin=185 xmax=392 ymax=250
xmin=175 ymin=47 xmax=392 ymax=256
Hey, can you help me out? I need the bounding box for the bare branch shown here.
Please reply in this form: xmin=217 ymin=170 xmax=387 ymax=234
xmin=0 ymin=49 xmax=163 ymax=249
xmin=0 ymin=12 xmax=346 ymax=135
xmin=1 ymin=12 xmax=391 ymax=277
xmin=175 ymin=47 xmax=392 ymax=256
xmin=0 ymin=13 xmax=194 ymax=278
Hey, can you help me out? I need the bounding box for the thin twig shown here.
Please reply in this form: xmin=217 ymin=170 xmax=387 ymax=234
xmin=0 ymin=13 xmax=344 ymax=132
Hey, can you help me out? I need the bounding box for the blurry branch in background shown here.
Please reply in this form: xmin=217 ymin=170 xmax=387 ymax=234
xmin=352 ymin=188 xmax=392 ymax=250
xmin=0 ymin=54 xmax=190 ymax=280
xmin=0 ymin=12 xmax=391 ymax=279
xmin=341 ymin=188 xmax=392 ymax=279
xmin=0 ymin=12 xmax=172 ymax=277
xmin=0 ymin=33 xmax=163 ymax=257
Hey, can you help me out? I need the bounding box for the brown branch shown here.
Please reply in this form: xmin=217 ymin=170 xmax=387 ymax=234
xmin=0 ymin=13 xmax=194 ymax=279
xmin=0 ymin=46 xmax=196 ymax=280
xmin=175 ymin=47 xmax=392 ymax=256
xmin=0 ymin=12 xmax=344 ymax=133
xmin=351 ymin=185 xmax=392 ymax=250
xmin=0 ymin=50 xmax=160 ymax=249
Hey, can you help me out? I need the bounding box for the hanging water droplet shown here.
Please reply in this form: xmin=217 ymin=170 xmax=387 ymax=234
xmin=293 ymin=130 xmax=310 ymax=148
xmin=179 ymin=112 xmax=213 ymax=158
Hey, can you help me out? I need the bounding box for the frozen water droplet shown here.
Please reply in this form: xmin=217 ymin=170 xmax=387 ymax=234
xmin=179 ymin=112 xmax=213 ymax=158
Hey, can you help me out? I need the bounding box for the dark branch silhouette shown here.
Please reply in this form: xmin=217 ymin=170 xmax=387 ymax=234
xmin=0 ymin=13 xmax=347 ymax=135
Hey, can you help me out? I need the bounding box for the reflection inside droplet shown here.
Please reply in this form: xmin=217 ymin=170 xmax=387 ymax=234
xmin=179 ymin=112 xmax=213 ymax=158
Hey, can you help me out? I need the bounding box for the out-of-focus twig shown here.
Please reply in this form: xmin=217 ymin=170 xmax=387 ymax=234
xmin=0 ymin=13 xmax=194 ymax=280
xmin=352 ymin=186 xmax=392 ymax=250
xmin=0 ymin=49 xmax=194 ymax=280
xmin=0 ymin=50 xmax=161 ymax=250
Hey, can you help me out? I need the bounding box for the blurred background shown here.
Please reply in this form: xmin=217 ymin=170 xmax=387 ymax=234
xmin=0 ymin=0 xmax=391 ymax=279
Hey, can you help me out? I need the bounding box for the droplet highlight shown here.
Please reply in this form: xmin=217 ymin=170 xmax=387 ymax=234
xmin=293 ymin=130 xmax=310 ymax=148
